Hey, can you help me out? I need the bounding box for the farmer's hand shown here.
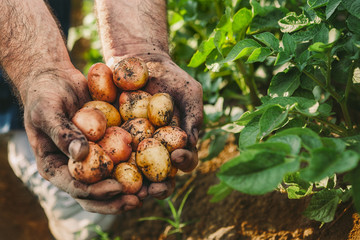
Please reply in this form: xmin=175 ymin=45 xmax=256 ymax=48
xmin=23 ymin=67 xmax=143 ymax=213
xmin=108 ymin=54 xmax=203 ymax=200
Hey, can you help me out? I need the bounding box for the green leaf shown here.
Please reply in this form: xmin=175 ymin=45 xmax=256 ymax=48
xmin=283 ymin=33 xmax=296 ymax=55
xmin=249 ymin=8 xmax=285 ymax=34
xmin=259 ymin=105 xmax=288 ymax=138
xmin=239 ymin=116 xmax=260 ymax=149
xmin=347 ymin=15 xmax=360 ymax=35
xmin=278 ymin=12 xmax=311 ymax=33
xmin=268 ymin=69 xmax=301 ymax=97
xmin=246 ymin=47 xmax=272 ymax=63
xmin=253 ymin=32 xmax=280 ymax=51
xmin=208 ymin=182 xmax=233 ymax=203
xmin=232 ymin=8 xmax=252 ymax=36
xmin=307 ymin=0 xmax=329 ymax=9
xmin=275 ymin=127 xmax=323 ymax=150
xmin=259 ymin=96 xmax=320 ymax=117
xmin=284 ymin=172 xmax=313 ymax=199
xmin=274 ymin=51 xmax=293 ymax=66
xmin=301 ymin=148 xmax=359 ymax=182
xmin=246 ymin=142 xmax=292 ymax=155
xmin=188 ymin=37 xmax=215 ymax=67
xmin=303 ymin=189 xmax=341 ymax=223
xmin=268 ymin=134 xmax=302 ymax=155
xmin=221 ymin=39 xmax=262 ymax=63
xmin=321 ymin=138 xmax=346 ymax=153
xmin=348 ymin=165 xmax=360 ymax=212
xmin=309 ymin=42 xmax=329 ymax=52
xmin=218 ymin=149 xmax=300 ymax=195
xmin=342 ymin=0 xmax=360 ymax=19
xmin=202 ymin=132 xmax=229 ymax=161
xmin=326 ymin=0 xmax=342 ymax=19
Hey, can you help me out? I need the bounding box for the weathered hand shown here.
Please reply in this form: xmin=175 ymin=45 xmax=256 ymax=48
xmin=22 ymin=68 xmax=141 ymax=214
xmin=109 ymin=54 xmax=203 ymax=199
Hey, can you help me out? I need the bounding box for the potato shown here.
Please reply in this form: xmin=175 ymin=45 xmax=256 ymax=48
xmin=112 ymin=162 xmax=143 ymax=194
xmin=97 ymin=126 xmax=132 ymax=165
xmin=83 ymin=100 xmax=121 ymax=127
xmin=72 ymin=107 xmax=107 ymax=142
xmin=113 ymin=57 xmax=149 ymax=91
xmin=121 ymin=118 xmax=155 ymax=151
xmin=119 ymin=90 xmax=151 ymax=121
xmin=148 ymin=93 xmax=174 ymax=127
xmin=88 ymin=63 xmax=117 ymax=103
xmin=153 ymin=126 xmax=188 ymax=153
xmin=68 ymin=142 xmax=114 ymax=184
xmin=136 ymin=138 xmax=171 ymax=182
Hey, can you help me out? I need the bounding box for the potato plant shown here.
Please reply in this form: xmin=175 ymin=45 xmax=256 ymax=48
xmin=173 ymin=0 xmax=360 ymax=223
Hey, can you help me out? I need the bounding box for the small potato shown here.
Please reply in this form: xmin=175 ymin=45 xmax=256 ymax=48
xmin=72 ymin=107 xmax=107 ymax=142
xmin=88 ymin=63 xmax=117 ymax=103
xmin=68 ymin=142 xmax=114 ymax=184
xmin=119 ymin=90 xmax=151 ymax=121
xmin=153 ymin=126 xmax=188 ymax=153
xmin=83 ymin=100 xmax=121 ymax=127
xmin=122 ymin=118 xmax=155 ymax=151
xmin=136 ymin=138 xmax=171 ymax=182
xmin=113 ymin=57 xmax=149 ymax=91
xmin=148 ymin=93 xmax=174 ymax=127
xmin=113 ymin=162 xmax=143 ymax=194
xmin=97 ymin=126 xmax=132 ymax=165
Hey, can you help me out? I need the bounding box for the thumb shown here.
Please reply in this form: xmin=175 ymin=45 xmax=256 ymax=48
xmin=29 ymin=103 xmax=89 ymax=161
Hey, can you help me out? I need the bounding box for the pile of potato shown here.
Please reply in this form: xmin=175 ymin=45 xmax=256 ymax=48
xmin=68 ymin=57 xmax=187 ymax=194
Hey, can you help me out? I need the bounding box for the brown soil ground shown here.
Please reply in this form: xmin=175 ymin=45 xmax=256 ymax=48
xmin=1 ymin=134 xmax=360 ymax=240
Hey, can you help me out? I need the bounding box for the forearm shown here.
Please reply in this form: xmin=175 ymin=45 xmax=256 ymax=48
xmin=0 ymin=0 xmax=73 ymax=102
xmin=94 ymin=0 xmax=170 ymax=63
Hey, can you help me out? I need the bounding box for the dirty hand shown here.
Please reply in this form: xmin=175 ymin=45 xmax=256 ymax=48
xmin=22 ymin=68 xmax=141 ymax=214
xmin=109 ymin=54 xmax=203 ymax=199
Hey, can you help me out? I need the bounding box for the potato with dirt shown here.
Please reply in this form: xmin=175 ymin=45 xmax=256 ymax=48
xmin=136 ymin=138 xmax=171 ymax=182
xmin=113 ymin=57 xmax=149 ymax=90
xmin=68 ymin=142 xmax=114 ymax=184
xmin=147 ymin=93 xmax=174 ymax=127
xmin=83 ymin=100 xmax=122 ymax=127
xmin=97 ymin=126 xmax=132 ymax=165
xmin=112 ymin=162 xmax=143 ymax=194
xmin=119 ymin=90 xmax=151 ymax=121
xmin=153 ymin=126 xmax=188 ymax=153
xmin=87 ymin=62 xmax=118 ymax=103
xmin=71 ymin=107 xmax=107 ymax=142
xmin=121 ymin=118 xmax=155 ymax=151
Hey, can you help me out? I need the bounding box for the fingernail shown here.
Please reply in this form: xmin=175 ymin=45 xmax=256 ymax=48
xmin=174 ymin=156 xmax=184 ymax=164
xmin=69 ymin=139 xmax=88 ymax=161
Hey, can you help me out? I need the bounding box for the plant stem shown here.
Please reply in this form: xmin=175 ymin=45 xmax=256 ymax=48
xmin=302 ymin=69 xmax=354 ymax=130
xmin=342 ymin=62 xmax=355 ymax=130
xmin=326 ymin=51 xmax=331 ymax=88
xmin=236 ymin=60 xmax=261 ymax=107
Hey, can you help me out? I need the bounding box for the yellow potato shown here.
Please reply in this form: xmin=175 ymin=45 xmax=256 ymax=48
xmin=148 ymin=93 xmax=174 ymax=127
xmin=136 ymin=138 xmax=171 ymax=182
xmin=119 ymin=90 xmax=151 ymax=121
xmin=113 ymin=162 xmax=143 ymax=194
xmin=83 ymin=100 xmax=121 ymax=127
